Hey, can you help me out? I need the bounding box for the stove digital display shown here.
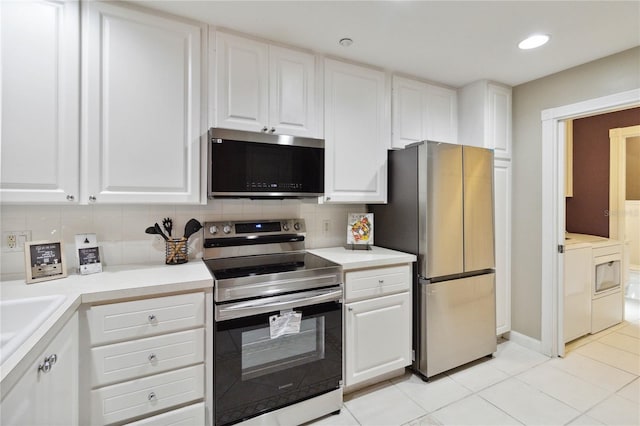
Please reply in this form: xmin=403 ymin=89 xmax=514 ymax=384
xmin=235 ymin=222 xmax=281 ymax=234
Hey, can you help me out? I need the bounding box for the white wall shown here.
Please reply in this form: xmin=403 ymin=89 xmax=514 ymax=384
xmin=512 ymin=47 xmax=640 ymax=340
xmin=0 ymin=200 xmax=363 ymax=280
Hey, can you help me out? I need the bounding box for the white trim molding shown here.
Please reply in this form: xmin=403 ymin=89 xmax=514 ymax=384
xmin=540 ymin=88 xmax=640 ymax=357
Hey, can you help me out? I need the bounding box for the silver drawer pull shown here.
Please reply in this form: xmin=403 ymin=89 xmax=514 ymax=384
xmin=47 ymin=354 xmax=57 ymax=365
xmin=148 ymin=353 xmax=157 ymax=362
xmin=148 ymin=392 xmax=157 ymax=401
xmin=38 ymin=361 xmax=51 ymax=373
xmin=378 ymin=280 xmax=384 ymax=284
xmin=148 ymin=314 xmax=156 ymax=322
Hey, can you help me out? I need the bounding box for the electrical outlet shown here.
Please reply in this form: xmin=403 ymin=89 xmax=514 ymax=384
xmin=322 ymin=220 xmax=331 ymax=236
xmin=2 ymin=230 xmax=31 ymax=252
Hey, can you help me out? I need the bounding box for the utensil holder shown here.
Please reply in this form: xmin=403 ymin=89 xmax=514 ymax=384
xmin=165 ymin=238 xmax=188 ymax=265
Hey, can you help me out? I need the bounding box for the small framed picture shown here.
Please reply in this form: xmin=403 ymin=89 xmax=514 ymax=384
xmin=24 ymin=240 xmax=67 ymax=284
xmin=347 ymin=213 xmax=374 ymax=246
xmin=75 ymin=233 xmax=102 ymax=275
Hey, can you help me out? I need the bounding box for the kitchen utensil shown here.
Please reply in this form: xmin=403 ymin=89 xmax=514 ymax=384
xmin=183 ymin=218 xmax=202 ymax=239
xmin=162 ymin=217 xmax=173 ymax=237
xmin=154 ymin=223 xmax=169 ymax=241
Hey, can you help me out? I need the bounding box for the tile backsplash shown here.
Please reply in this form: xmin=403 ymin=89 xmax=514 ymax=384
xmin=1 ymin=200 xmax=364 ymax=280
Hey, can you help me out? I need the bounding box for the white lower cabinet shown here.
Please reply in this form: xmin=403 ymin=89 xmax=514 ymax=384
xmin=494 ymin=159 xmax=512 ymax=335
xmin=343 ymin=264 xmax=412 ymax=389
xmin=81 ymin=292 xmax=206 ymax=425
xmin=125 ymin=402 xmax=205 ymax=426
xmin=1 ymin=313 xmax=79 ymax=426
xmin=564 ymin=246 xmax=592 ymax=342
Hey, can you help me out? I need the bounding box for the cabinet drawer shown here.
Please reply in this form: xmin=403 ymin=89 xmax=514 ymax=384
xmin=91 ymin=328 xmax=205 ymax=387
xmin=345 ymin=264 xmax=411 ymax=301
xmin=592 ymin=244 xmax=622 ymax=258
xmin=87 ymin=293 xmax=205 ymax=345
xmin=91 ymin=364 xmax=204 ymax=425
xmin=124 ymin=402 xmax=205 ymax=426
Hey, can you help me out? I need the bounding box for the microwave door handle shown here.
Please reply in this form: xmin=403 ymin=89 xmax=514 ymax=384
xmin=216 ymin=289 xmax=343 ymax=321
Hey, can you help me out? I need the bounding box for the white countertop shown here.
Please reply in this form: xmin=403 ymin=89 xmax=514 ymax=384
xmin=565 ymin=233 xmax=623 ymax=250
xmin=0 ymin=261 xmax=213 ymax=396
xmin=309 ymin=246 xmax=416 ymax=270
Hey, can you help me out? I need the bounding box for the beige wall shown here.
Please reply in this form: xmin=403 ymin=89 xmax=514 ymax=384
xmin=512 ymin=47 xmax=640 ymax=340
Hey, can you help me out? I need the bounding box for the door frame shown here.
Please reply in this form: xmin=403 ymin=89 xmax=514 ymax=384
xmin=540 ymin=88 xmax=640 ymax=357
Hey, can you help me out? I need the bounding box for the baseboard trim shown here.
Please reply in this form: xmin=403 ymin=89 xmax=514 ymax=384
xmin=507 ymin=330 xmax=543 ymax=353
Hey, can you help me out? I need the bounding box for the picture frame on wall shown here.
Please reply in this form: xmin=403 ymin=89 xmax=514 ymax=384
xmin=24 ymin=240 xmax=68 ymax=284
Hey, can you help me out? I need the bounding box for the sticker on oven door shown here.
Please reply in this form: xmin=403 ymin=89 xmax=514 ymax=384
xmin=269 ymin=311 xmax=302 ymax=339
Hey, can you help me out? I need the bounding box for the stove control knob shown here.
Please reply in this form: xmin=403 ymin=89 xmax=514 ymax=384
xmin=209 ymin=225 xmax=218 ymax=235
xmin=282 ymin=222 xmax=289 ymax=231
xmin=293 ymin=222 xmax=301 ymax=231
xmin=223 ymin=225 xmax=232 ymax=234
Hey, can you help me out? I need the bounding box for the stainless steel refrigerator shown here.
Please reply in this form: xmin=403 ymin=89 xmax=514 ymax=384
xmin=370 ymin=141 xmax=496 ymax=379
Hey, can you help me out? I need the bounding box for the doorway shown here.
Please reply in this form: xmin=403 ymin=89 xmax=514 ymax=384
xmin=610 ymin=126 xmax=640 ymax=305
xmin=540 ymin=88 xmax=640 ymax=358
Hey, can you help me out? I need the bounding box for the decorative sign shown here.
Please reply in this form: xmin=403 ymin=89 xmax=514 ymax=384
xmin=75 ymin=234 xmax=102 ymax=275
xmin=347 ymin=213 xmax=374 ymax=246
xmin=24 ymin=241 xmax=67 ymax=284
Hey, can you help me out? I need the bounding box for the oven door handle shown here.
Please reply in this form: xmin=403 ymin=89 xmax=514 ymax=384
xmin=216 ymin=287 xmax=342 ymax=321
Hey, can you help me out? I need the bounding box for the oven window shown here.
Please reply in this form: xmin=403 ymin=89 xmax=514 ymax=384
xmin=214 ymin=301 xmax=342 ymax=426
xmin=241 ymin=317 xmax=325 ymax=380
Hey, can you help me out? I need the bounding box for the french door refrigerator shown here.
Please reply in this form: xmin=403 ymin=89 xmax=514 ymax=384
xmin=370 ymin=141 xmax=496 ymax=379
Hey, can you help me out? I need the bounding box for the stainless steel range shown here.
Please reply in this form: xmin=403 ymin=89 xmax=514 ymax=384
xmin=203 ymin=219 xmax=343 ymax=426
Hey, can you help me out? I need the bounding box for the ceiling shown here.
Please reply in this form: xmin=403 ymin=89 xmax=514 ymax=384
xmin=130 ymin=0 xmax=640 ymax=88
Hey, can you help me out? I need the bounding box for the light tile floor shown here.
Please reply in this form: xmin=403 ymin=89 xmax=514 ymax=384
xmin=308 ymin=298 xmax=640 ymax=426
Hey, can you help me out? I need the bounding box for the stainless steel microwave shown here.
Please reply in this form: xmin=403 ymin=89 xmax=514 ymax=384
xmin=207 ymin=128 xmax=324 ymax=199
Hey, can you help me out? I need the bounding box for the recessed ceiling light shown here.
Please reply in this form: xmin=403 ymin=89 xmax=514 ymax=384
xmin=339 ymin=38 xmax=353 ymax=47
xmin=518 ymin=34 xmax=550 ymax=50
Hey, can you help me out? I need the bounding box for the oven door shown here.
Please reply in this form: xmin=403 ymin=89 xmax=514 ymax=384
xmin=214 ymin=288 xmax=342 ymax=426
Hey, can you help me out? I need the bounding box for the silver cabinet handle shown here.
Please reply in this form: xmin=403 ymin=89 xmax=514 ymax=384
xmin=38 ymin=354 xmax=58 ymax=373
xmin=348 ymin=307 xmax=353 ymax=311
xmin=269 ymin=127 xmax=276 ymax=133
xmin=47 ymin=354 xmax=57 ymax=365
xmin=378 ymin=280 xmax=384 ymax=285
xmin=148 ymin=314 xmax=156 ymax=322
xmin=89 ymin=195 xmax=97 ymax=202
xmin=66 ymin=194 xmax=74 ymax=201
xmin=148 ymin=353 xmax=157 ymax=362
xmin=261 ymin=126 xmax=268 ymax=132
xmin=148 ymin=392 xmax=157 ymax=401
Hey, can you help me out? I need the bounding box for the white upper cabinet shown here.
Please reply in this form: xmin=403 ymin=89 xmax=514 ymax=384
xmin=215 ymin=31 xmax=319 ymax=138
xmin=392 ymin=76 xmax=457 ymax=148
xmin=324 ymin=58 xmax=388 ymax=204
xmin=83 ymin=2 xmax=204 ymax=204
xmin=458 ymin=80 xmax=512 ymax=159
xmin=0 ymin=0 xmax=80 ymax=203
xmin=425 ymin=84 xmax=458 ymax=144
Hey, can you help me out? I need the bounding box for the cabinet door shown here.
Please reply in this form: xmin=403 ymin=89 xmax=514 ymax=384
xmin=0 ymin=0 xmax=79 ymax=203
xmin=345 ymin=292 xmax=411 ymax=387
xmin=494 ymin=159 xmax=512 ymax=335
xmin=215 ymin=31 xmax=268 ymax=133
xmin=83 ymin=2 xmax=202 ymax=204
xmin=425 ymin=84 xmax=458 ymax=144
xmin=487 ymin=83 xmax=512 ymax=159
xmin=392 ymin=76 xmax=426 ymax=149
xmin=564 ymin=246 xmax=592 ymax=342
xmin=269 ymin=46 xmax=318 ymax=137
xmin=324 ymin=59 xmax=388 ymax=203
xmin=1 ymin=313 xmax=78 ymax=426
